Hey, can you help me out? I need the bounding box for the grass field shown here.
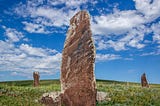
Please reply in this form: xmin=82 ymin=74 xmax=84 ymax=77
xmin=0 ymin=79 xmax=160 ymax=106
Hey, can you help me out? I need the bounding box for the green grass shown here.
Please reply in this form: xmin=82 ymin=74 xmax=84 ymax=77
xmin=0 ymin=79 xmax=160 ymax=106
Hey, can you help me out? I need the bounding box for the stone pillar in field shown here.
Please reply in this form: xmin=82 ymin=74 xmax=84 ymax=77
xmin=61 ymin=11 xmax=96 ymax=106
xmin=33 ymin=71 xmax=40 ymax=87
xmin=141 ymin=73 xmax=149 ymax=88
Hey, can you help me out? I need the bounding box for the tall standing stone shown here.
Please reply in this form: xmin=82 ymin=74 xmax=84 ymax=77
xmin=141 ymin=73 xmax=149 ymax=88
xmin=33 ymin=71 xmax=40 ymax=87
xmin=61 ymin=11 xmax=96 ymax=106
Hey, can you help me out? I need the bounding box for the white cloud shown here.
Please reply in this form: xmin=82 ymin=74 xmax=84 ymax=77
xmin=94 ymin=35 xmax=126 ymax=51
xmin=65 ymin=0 xmax=88 ymax=7
xmin=12 ymin=0 xmax=160 ymax=52
xmin=92 ymin=10 xmax=145 ymax=35
xmin=9 ymin=0 xmax=160 ymax=57
xmin=95 ymin=24 xmax=150 ymax=51
xmin=14 ymin=0 xmax=83 ymax=33
xmin=92 ymin=0 xmax=160 ymax=51
xmin=134 ymin=0 xmax=160 ymax=21
xmin=92 ymin=10 xmax=145 ymax=50
xmin=4 ymin=27 xmax=24 ymax=42
xmin=2 ymin=0 xmax=93 ymax=77
xmin=48 ymin=0 xmax=88 ymax=7
xmin=0 ymin=39 xmax=62 ymax=77
xmin=34 ymin=7 xmax=69 ymax=27
xmin=123 ymin=25 xmax=150 ymax=48
xmin=140 ymin=51 xmax=160 ymax=56
xmin=96 ymin=39 xmax=108 ymax=50
xmin=106 ymin=40 xmax=126 ymax=51
xmin=91 ymin=0 xmax=160 ymax=51
xmin=95 ymin=25 xmax=148 ymax=51
xmin=0 ymin=40 xmax=16 ymax=54
xmin=22 ymin=22 xmax=49 ymax=34
xmin=96 ymin=53 xmax=121 ymax=62
xmin=151 ymin=22 xmax=160 ymax=44
xmin=19 ymin=44 xmax=57 ymax=57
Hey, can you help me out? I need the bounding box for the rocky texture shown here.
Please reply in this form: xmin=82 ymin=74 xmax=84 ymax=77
xmin=141 ymin=73 xmax=149 ymax=88
xmin=40 ymin=92 xmax=61 ymax=106
xmin=61 ymin=11 xmax=96 ymax=106
xmin=96 ymin=91 xmax=111 ymax=102
xmin=40 ymin=91 xmax=110 ymax=106
xmin=33 ymin=71 xmax=40 ymax=87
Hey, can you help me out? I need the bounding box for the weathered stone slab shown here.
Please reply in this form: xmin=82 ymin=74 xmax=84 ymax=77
xmin=141 ymin=73 xmax=149 ymax=88
xmin=40 ymin=92 xmax=61 ymax=106
xmin=33 ymin=71 xmax=40 ymax=87
xmin=61 ymin=11 xmax=96 ymax=106
xmin=96 ymin=91 xmax=111 ymax=102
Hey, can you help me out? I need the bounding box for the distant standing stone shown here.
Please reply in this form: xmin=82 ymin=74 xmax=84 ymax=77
xmin=33 ymin=71 xmax=40 ymax=87
xmin=61 ymin=11 xmax=96 ymax=106
xmin=141 ymin=73 xmax=149 ymax=88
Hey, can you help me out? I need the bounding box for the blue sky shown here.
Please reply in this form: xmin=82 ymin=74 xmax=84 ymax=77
xmin=0 ymin=0 xmax=160 ymax=83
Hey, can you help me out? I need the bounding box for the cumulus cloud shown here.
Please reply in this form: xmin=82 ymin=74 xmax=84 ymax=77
xmin=22 ymin=22 xmax=49 ymax=34
xmin=134 ymin=0 xmax=160 ymax=21
xmin=1 ymin=0 xmax=97 ymax=79
xmin=96 ymin=39 xmax=108 ymax=50
xmin=92 ymin=0 xmax=160 ymax=51
xmin=96 ymin=53 xmax=121 ymax=62
xmin=13 ymin=0 xmax=100 ymax=34
xmin=95 ymin=24 xmax=150 ymax=51
xmin=3 ymin=27 xmax=24 ymax=42
xmin=14 ymin=0 xmax=86 ymax=33
xmin=4 ymin=0 xmax=160 ymax=58
xmin=151 ymin=22 xmax=160 ymax=44
xmin=19 ymin=44 xmax=57 ymax=57
xmin=34 ymin=7 xmax=69 ymax=27
xmin=92 ymin=10 xmax=145 ymax=35
xmin=0 ymin=25 xmax=62 ymax=78
xmin=0 ymin=40 xmax=62 ymax=76
xmin=11 ymin=0 xmax=160 ymax=52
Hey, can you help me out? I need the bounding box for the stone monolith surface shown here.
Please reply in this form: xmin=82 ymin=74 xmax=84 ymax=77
xmin=61 ymin=11 xmax=96 ymax=106
xmin=141 ymin=73 xmax=149 ymax=88
xmin=33 ymin=71 xmax=40 ymax=87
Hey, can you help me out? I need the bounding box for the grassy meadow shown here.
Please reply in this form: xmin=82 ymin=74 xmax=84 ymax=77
xmin=0 ymin=79 xmax=160 ymax=106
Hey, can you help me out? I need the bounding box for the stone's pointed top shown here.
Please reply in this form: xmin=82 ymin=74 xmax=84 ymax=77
xmin=64 ymin=11 xmax=91 ymax=48
xmin=70 ymin=10 xmax=90 ymax=25
xmin=33 ymin=71 xmax=39 ymax=74
xmin=142 ymin=73 xmax=146 ymax=77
